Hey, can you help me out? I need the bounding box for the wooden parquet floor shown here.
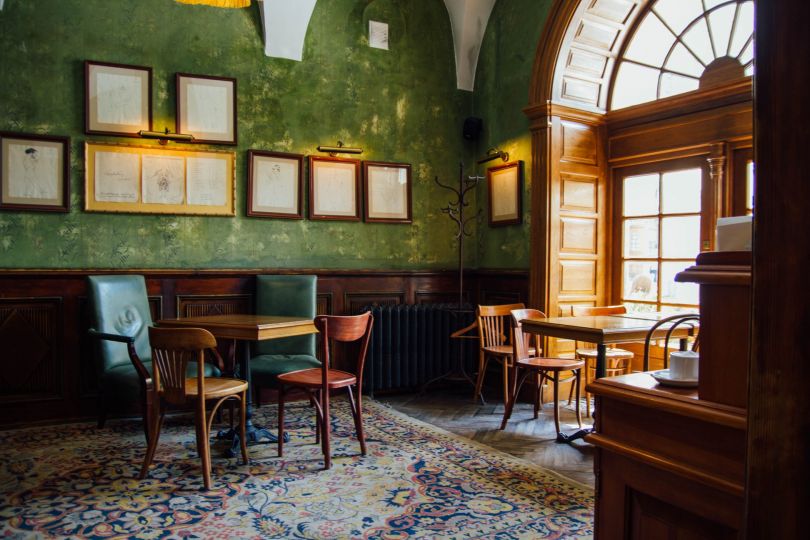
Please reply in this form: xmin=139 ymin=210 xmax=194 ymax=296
xmin=377 ymin=385 xmax=595 ymax=487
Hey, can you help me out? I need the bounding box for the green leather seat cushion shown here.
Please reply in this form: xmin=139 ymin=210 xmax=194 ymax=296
xmin=250 ymin=354 xmax=321 ymax=380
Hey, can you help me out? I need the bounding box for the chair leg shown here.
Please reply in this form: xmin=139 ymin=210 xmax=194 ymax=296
xmin=322 ymin=388 xmax=332 ymax=470
xmin=193 ymin=397 xmax=212 ymax=491
xmin=239 ymin=391 xmax=249 ymax=465
xmin=585 ymin=360 xmax=593 ymax=418
xmin=139 ymin=401 xmax=162 ymax=480
xmin=502 ymin=358 xmax=510 ymax=407
xmin=312 ymin=392 xmax=321 ymax=444
xmin=574 ymin=369 xmax=582 ymax=427
xmin=552 ymin=373 xmax=561 ymax=436
xmin=473 ymin=351 xmax=488 ymax=402
xmin=140 ymin=384 xmax=153 ymax=445
xmin=277 ymin=384 xmax=285 ymax=458
xmin=534 ymin=372 xmax=545 ymax=419
xmin=347 ymin=386 xmax=366 ymax=456
xmin=500 ymin=369 xmax=529 ymax=430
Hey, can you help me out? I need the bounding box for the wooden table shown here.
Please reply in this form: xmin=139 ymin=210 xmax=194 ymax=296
xmin=520 ymin=313 xmax=697 ymax=443
xmin=157 ymin=314 xmax=318 ymax=455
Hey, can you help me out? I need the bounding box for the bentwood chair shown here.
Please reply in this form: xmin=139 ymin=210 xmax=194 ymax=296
xmin=474 ymin=303 xmax=526 ymax=405
xmin=277 ymin=312 xmax=373 ymax=470
xmin=570 ymin=305 xmax=634 ymax=416
xmin=251 ymin=275 xmax=320 ymax=406
xmin=139 ymin=327 xmax=249 ymax=490
xmin=87 ymin=275 xmax=222 ymax=443
xmin=500 ymin=309 xmax=583 ymax=435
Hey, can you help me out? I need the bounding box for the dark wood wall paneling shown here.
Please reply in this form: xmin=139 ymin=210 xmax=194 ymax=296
xmin=0 ymin=268 xmax=527 ymax=427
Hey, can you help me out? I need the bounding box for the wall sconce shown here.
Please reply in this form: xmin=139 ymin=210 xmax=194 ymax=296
xmin=317 ymin=141 xmax=363 ymax=156
xmin=477 ymin=148 xmax=509 ymax=165
xmin=139 ymin=127 xmax=194 ymax=145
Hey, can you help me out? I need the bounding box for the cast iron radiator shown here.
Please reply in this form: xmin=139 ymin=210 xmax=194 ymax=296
xmin=360 ymin=303 xmax=477 ymax=394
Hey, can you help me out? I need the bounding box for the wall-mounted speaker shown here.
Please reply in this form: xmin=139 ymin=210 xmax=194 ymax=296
xmin=463 ymin=116 xmax=482 ymax=141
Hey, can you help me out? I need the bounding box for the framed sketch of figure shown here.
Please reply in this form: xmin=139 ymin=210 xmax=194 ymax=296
xmin=1 ymin=132 xmax=70 ymax=213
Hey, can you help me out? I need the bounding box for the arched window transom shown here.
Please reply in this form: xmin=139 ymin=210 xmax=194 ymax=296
xmin=610 ymin=0 xmax=753 ymax=110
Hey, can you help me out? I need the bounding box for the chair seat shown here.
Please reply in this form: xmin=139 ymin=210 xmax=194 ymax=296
xmin=517 ymin=357 xmax=584 ymax=371
xmin=483 ymin=345 xmax=537 ymax=357
xmin=277 ymin=367 xmax=356 ymax=388
xmin=250 ymin=354 xmax=321 ymax=379
xmin=183 ymin=377 xmax=248 ymax=399
xmin=575 ymin=347 xmax=633 ymax=360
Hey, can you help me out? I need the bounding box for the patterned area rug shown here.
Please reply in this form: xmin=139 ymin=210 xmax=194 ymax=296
xmin=0 ymin=399 xmax=593 ymax=539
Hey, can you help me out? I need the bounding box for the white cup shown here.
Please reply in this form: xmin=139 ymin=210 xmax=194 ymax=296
xmin=669 ymin=350 xmax=699 ymax=380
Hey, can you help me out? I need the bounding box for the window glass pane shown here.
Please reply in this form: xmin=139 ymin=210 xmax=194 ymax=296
xmin=623 ymin=261 xmax=659 ymax=301
xmin=659 ymin=305 xmax=696 ymax=315
xmin=625 ymin=302 xmax=659 ymax=313
xmin=661 ymin=261 xmax=699 ymax=305
xmin=624 ymin=174 xmax=659 ymax=216
xmin=611 ymin=62 xmax=660 ymax=109
xmin=624 ymin=12 xmax=675 ymax=67
xmin=661 ymin=216 xmax=701 ymax=258
xmin=746 ymin=160 xmax=755 ymax=213
xmin=665 ymin=43 xmax=706 ymax=77
xmin=654 ymin=0 xmax=704 ymax=35
xmin=729 ymin=2 xmax=754 ymax=57
xmin=659 ymin=72 xmax=700 ymax=98
xmin=704 ymin=0 xmax=730 ymax=9
xmin=661 ymin=168 xmax=701 ymax=213
xmin=744 ymin=63 xmax=754 ymax=76
xmin=739 ymin=40 xmax=754 ymax=65
xmin=707 ymin=4 xmax=737 ymax=56
xmin=682 ymin=19 xmax=716 ymax=65
xmin=624 ymin=219 xmax=659 ymax=258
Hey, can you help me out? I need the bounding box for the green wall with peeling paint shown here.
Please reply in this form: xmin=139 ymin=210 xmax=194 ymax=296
xmin=472 ymin=0 xmax=551 ymax=269
xmin=0 ymin=0 xmax=478 ymax=269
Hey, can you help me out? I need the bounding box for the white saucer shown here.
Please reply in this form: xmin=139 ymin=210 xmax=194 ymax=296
xmin=650 ymin=370 xmax=698 ymax=388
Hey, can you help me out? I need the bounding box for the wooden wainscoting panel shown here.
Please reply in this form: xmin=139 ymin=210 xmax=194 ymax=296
xmin=479 ymin=290 xmax=523 ymax=306
xmin=0 ymin=298 xmax=63 ymax=403
xmin=561 ymin=173 xmax=598 ymax=211
xmin=562 ymin=121 xmax=599 ymax=165
xmin=560 ymin=260 xmax=597 ymax=294
xmin=317 ymin=293 xmax=332 ymax=315
xmin=561 ymin=217 xmax=598 ymax=252
xmin=415 ymin=291 xmax=469 ymax=304
xmin=344 ymin=292 xmax=405 ymax=314
xmin=177 ymin=294 xmax=251 ymax=318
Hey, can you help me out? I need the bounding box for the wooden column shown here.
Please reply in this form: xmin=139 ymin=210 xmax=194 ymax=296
xmin=747 ymin=1 xmax=810 ymax=536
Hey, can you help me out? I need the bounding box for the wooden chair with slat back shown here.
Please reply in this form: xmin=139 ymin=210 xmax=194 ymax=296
xmin=277 ymin=311 xmax=373 ymax=470
xmin=139 ymin=327 xmax=249 ymax=490
xmin=570 ymin=305 xmax=635 ymax=417
xmin=474 ymin=303 xmax=526 ymax=405
xmin=500 ymin=309 xmax=584 ymax=436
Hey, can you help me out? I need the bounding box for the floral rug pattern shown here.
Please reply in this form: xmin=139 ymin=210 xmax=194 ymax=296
xmin=0 ymin=399 xmax=593 ymax=539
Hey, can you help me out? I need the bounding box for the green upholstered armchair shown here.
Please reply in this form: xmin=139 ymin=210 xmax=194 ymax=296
xmin=87 ymin=275 xmax=221 ymax=442
xmin=251 ymin=275 xmax=320 ymax=405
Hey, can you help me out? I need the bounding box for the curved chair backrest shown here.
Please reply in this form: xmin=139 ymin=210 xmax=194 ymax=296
xmin=571 ymin=304 xmax=627 ymax=316
xmin=148 ymin=327 xmax=217 ymax=405
xmin=315 ymin=312 xmax=373 ymax=386
xmin=88 ymin=275 xmax=153 ymax=371
xmin=642 ymin=313 xmax=700 ymax=371
xmin=510 ymin=308 xmax=546 ymax=361
xmin=254 ymin=275 xmax=317 ymax=356
xmin=477 ymin=303 xmax=526 ymax=348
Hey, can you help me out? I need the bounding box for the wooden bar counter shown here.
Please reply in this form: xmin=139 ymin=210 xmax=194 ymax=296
xmin=586 ymin=252 xmax=751 ymax=539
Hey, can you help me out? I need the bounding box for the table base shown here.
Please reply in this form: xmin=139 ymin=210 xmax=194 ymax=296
xmin=217 ymin=420 xmax=289 ymax=458
xmin=556 ymin=427 xmax=594 ymax=444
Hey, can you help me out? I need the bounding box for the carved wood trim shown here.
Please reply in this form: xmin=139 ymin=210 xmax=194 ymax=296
xmin=176 ymin=294 xmax=251 ymax=318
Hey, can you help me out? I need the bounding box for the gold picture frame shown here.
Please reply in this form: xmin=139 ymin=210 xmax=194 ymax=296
xmin=487 ymin=160 xmax=523 ymax=226
xmin=84 ymin=141 xmax=235 ymax=216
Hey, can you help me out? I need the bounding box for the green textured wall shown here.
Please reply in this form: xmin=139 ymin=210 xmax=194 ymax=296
xmin=472 ymin=0 xmax=552 ymax=269
xmin=0 ymin=0 xmax=476 ymax=269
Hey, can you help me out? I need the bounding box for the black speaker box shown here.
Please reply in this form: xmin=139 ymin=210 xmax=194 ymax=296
xmin=463 ymin=117 xmax=482 ymax=141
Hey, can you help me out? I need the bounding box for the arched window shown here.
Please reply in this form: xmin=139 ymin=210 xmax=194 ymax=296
xmin=611 ymin=0 xmax=753 ymax=110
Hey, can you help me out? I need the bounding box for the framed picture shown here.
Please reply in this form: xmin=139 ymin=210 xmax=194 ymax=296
xmin=1 ymin=132 xmax=70 ymax=213
xmin=487 ymin=160 xmax=523 ymax=226
xmin=84 ymin=141 xmax=235 ymax=216
xmin=247 ymin=150 xmax=304 ymax=219
xmin=176 ymin=73 xmax=237 ymax=145
xmin=308 ymin=155 xmax=361 ymax=221
xmin=363 ymin=161 xmax=412 ymax=223
xmin=85 ymin=60 xmax=152 ymax=137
